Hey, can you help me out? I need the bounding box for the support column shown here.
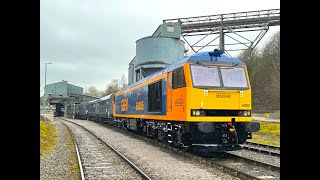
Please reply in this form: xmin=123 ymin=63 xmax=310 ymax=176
xmin=219 ymin=26 xmax=224 ymax=51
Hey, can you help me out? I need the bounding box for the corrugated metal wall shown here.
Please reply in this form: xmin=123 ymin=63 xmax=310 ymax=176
xmin=128 ymin=23 xmax=185 ymax=85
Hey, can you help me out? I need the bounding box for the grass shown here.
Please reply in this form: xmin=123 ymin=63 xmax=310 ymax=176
xmin=248 ymin=121 xmax=280 ymax=146
xmin=40 ymin=118 xmax=81 ymax=179
xmin=40 ymin=119 xmax=58 ymax=158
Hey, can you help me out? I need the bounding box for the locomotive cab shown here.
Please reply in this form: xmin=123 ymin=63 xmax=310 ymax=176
xmin=168 ymin=50 xmax=260 ymax=151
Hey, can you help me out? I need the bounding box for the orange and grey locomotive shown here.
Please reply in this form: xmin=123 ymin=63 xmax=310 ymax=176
xmin=75 ymin=49 xmax=260 ymax=152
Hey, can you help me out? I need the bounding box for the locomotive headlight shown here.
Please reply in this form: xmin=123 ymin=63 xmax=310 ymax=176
xmin=243 ymin=111 xmax=248 ymax=116
xmin=192 ymin=110 xmax=205 ymax=116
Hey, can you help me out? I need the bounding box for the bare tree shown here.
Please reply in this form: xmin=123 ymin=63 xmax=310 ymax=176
xmin=260 ymin=31 xmax=280 ymax=110
xmin=237 ymin=30 xmax=280 ymax=111
xmin=83 ymin=74 xmax=129 ymax=98
xmin=84 ymin=85 xmax=101 ymax=97
xmin=101 ymin=74 xmax=128 ymax=96
xmin=120 ymin=73 xmax=128 ymax=89
xmin=102 ymin=79 xmax=121 ymax=96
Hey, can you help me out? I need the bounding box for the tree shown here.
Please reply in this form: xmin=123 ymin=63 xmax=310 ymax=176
xmin=102 ymin=79 xmax=121 ymax=96
xmin=83 ymin=74 xmax=129 ymax=98
xmin=84 ymin=85 xmax=101 ymax=97
xmin=120 ymin=73 xmax=128 ymax=89
xmin=40 ymin=96 xmax=44 ymax=106
xmin=101 ymin=74 xmax=128 ymax=96
xmin=237 ymin=30 xmax=280 ymax=111
xmin=260 ymin=31 xmax=280 ymax=110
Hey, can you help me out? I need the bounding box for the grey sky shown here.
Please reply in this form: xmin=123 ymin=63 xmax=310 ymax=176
xmin=40 ymin=0 xmax=280 ymax=95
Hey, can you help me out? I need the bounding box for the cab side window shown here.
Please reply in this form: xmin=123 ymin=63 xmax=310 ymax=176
xmin=148 ymin=80 xmax=162 ymax=112
xmin=172 ymin=66 xmax=186 ymax=89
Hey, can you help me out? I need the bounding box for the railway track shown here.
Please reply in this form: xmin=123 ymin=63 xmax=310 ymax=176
xmin=61 ymin=120 xmax=85 ymax=180
xmin=125 ymin=127 xmax=280 ymax=179
xmin=65 ymin=118 xmax=279 ymax=179
xmin=245 ymin=142 xmax=280 ymax=149
xmin=242 ymin=142 xmax=280 ymax=156
xmin=211 ymin=152 xmax=280 ymax=180
xmin=60 ymin=119 xmax=151 ymax=180
xmin=222 ymin=151 xmax=280 ymax=171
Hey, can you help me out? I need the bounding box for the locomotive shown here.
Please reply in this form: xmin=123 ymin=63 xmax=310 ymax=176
xmin=73 ymin=49 xmax=260 ymax=152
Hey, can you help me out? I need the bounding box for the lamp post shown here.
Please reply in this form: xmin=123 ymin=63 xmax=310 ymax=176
xmin=44 ymin=62 xmax=52 ymax=110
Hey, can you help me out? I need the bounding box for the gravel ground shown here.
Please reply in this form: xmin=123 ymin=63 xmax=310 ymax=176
xmin=67 ymin=119 xmax=239 ymax=180
xmin=228 ymin=149 xmax=280 ymax=167
xmin=40 ymin=120 xmax=80 ymax=180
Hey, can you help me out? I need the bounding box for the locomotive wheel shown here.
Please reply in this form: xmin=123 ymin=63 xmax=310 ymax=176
xmin=180 ymin=144 xmax=191 ymax=152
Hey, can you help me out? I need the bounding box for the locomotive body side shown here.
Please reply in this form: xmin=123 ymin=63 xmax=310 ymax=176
xmin=86 ymin=99 xmax=98 ymax=121
xmin=114 ymin=74 xmax=167 ymax=119
xmin=76 ymin=103 xmax=87 ymax=120
xmin=96 ymin=94 xmax=114 ymax=123
xmin=113 ymin=65 xmax=187 ymax=121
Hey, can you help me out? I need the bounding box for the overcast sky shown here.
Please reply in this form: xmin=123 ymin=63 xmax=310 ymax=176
xmin=40 ymin=0 xmax=280 ymax=95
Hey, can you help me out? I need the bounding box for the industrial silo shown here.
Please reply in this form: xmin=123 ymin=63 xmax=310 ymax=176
xmin=132 ymin=23 xmax=184 ymax=83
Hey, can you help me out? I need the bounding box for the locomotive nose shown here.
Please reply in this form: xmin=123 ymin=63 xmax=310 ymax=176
xmin=197 ymin=122 xmax=215 ymax=133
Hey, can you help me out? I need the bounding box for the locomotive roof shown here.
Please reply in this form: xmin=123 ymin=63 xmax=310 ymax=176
xmin=98 ymin=93 xmax=113 ymax=101
xmin=87 ymin=99 xmax=99 ymax=104
xmin=118 ymin=50 xmax=244 ymax=93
